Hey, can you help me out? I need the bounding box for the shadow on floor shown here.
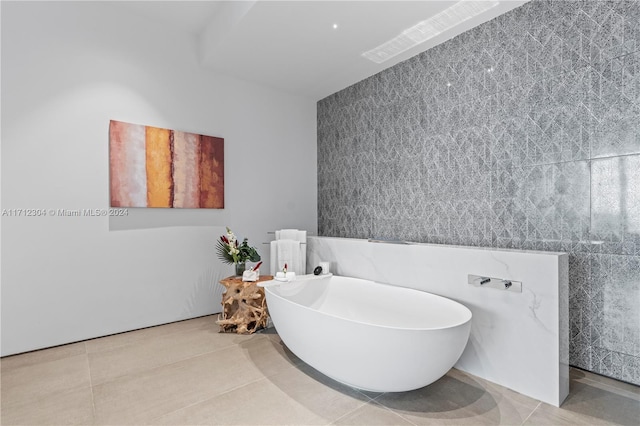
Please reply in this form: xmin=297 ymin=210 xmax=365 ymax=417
xmin=247 ymin=334 xmax=494 ymax=419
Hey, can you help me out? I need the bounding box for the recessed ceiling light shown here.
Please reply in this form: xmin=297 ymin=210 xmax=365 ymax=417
xmin=362 ymin=1 xmax=500 ymax=64
xmin=333 ymin=23 xmax=338 ymax=29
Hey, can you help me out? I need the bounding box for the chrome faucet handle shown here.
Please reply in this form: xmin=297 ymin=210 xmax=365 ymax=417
xmin=468 ymin=274 xmax=522 ymax=293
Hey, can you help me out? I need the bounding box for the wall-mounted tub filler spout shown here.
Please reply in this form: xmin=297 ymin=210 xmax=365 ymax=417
xmin=367 ymin=238 xmax=409 ymax=244
xmin=468 ymin=274 xmax=522 ymax=293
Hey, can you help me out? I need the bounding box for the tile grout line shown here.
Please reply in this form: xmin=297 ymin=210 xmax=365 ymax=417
xmin=368 ymin=392 xmax=424 ymax=426
xmin=89 ymin=332 xmax=266 ymax=387
xmin=126 ymin=335 xmax=297 ymax=424
xmin=377 ymin=401 xmax=420 ymax=426
xmin=147 ymin=375 xmax=271 ymax=424
xmin=577 ymin=375 xmax=640 ymax=400
xmin=326 ymin=394 xmax=383 ymax=426
xmin=520 ymin=401 xmax=541 ymax=426
xmin=84 ymin=315 xmax=219 ymax=355
xmin=217 ymin=375 xmax=269 ymax=395
xmin=120 ymin=338 xmax=298 ymax=424
xmin=139 ymin=333 xmax=299 ymax=423
xmin=84 ymin=341 xmax=98 ymax=424
xmin=146 ymin=359 xmax=326 ymax=424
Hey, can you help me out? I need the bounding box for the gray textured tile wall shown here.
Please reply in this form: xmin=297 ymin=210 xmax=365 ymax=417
xmin=317 ymin=0 xmax=640 ymax=385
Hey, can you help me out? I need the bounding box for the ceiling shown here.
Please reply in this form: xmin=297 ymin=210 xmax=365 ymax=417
xmin=123 ymin=1 xmax=529 ymax=101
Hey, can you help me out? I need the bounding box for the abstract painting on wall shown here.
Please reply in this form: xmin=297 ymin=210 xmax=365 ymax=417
xmin=109 ymin=120 xmax=224 ymax=208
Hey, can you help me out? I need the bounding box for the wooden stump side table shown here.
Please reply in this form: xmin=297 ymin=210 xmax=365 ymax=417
xmin=216 ymin=275 xmax=273 ymax=334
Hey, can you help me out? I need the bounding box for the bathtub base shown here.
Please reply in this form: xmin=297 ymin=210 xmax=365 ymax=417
xmin=321 ymin=372 xmax=432 ymax=393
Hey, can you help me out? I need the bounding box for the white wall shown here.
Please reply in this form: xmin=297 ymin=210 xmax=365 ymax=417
xmin=0 ymin=1 xmax=317 ymax=356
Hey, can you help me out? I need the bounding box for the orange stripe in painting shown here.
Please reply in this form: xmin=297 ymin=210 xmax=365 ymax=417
xmin=145 ymin=126 xmax=173 ymax=207
xmin=199 ymin=136 xmax=224 ymax=208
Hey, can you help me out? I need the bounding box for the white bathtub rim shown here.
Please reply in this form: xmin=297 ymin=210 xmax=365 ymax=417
xmin=265 ymin=275 xmax=472 ymax=332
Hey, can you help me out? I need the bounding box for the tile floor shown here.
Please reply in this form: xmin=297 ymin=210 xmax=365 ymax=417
xmin=1 ymin=315 xmax=639 ymax=425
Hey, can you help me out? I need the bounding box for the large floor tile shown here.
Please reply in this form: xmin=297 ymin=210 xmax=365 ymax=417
xmin=0 ymin=342 xmax=86 ymax=372
xmin=265 ymin=362 xmax=376 ymax=420
xmin=84 ymin=315 xmax=223 ymax=354
xmin=236 ymin=333 xmax=302 ymax=377
xmin=88 ymin=324 xmax=247 ymax=385
xmin=332 ymin=401 xmax=415 ymax=425
xmin=0 ymin=354 xmax=91 ymax=407
xmin=3 ymin=318 xmax=638 ymax=426
xmin=523 ymin=404 xmax=617 ymax=425
xmin=152 ymin=372 xmax=370 ymax=425
xmin=375 ymin=368 xmax=538 ymax=425
xmin=0 ymin=386 xmax=94 ymax=426
xmin=571 ymin=367 xmax=640 ymax=398
xmin=91 ymin=337 xmax=287 ymax=425
xmin=524 ymin=375 xmax=640 ymax=425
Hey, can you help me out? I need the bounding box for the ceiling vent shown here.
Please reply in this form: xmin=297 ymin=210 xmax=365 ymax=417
xmin=362 ymin=1 xmax=500 ymax=64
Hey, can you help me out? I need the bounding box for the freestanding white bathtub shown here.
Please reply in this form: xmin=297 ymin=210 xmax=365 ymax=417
xmin=263 ymin=274 xmax=472 ymax=392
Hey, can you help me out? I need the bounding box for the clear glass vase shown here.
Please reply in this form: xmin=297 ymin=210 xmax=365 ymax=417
xmin=235 ymin=261 xmax=246 ymax=277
